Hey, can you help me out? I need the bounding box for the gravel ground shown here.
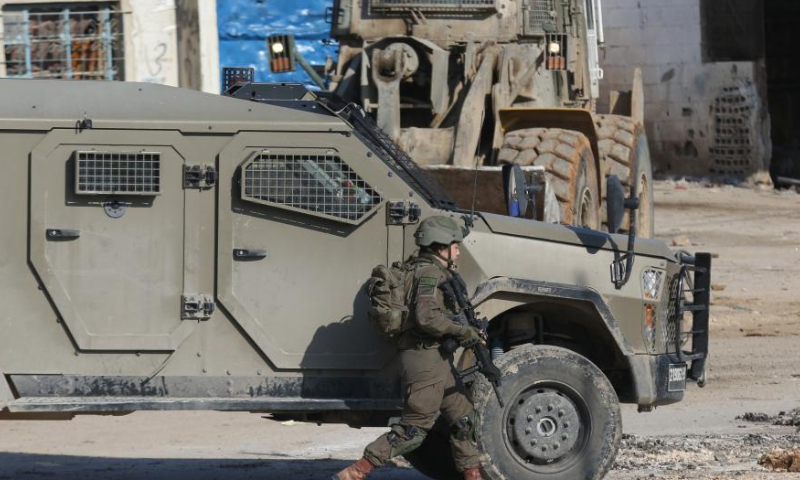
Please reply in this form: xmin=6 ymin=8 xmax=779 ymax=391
xmin=2 ymin=180 xmax=800 ymax=480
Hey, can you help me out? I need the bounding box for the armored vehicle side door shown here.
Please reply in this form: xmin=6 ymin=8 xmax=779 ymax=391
xmin=217 ymin=131 xmax=405 ymax=370
xmin=29 ymin=131 xmax=196 ymax=351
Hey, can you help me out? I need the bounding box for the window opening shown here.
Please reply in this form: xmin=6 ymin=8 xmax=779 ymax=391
xmin=242 ymin=151 xmax=382 ymax=223
xmin=701 ymin=0 xmax=763 ymax=62
xmin=76 ymin=151 xmax=161 ymax=195
xmin=2 ymin=3 xmax=124 ymax=80
xmin=586 ymin=0 xmax=595 ymax=30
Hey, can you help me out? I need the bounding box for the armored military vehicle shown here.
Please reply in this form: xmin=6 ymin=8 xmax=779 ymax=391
xmin=268 ymin=0 xmax=654 ymax=236
xmin=0 ymin=79 xmax=709 ymax=480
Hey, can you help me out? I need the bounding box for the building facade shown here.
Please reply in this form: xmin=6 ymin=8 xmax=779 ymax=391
xmin=0 ymin=0 xmax=219 ymax=92
xmin=600 ymin=0 xmax=798 ymax=178
xmin=3 ymin=0 xmax=796 ymax=178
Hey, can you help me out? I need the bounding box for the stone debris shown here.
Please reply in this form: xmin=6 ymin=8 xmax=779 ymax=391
xmin=759 ymin=448 xmax=800 ymax=472
xmin=736 ymin=409 xmax=800 ymax=427
xmin=672 ymin=235 xmax=693 ymax=247
xmin=613 ymin=434 xmax=800 ymax=473
xmin=738 ymin=412 xmax=771 ymax=422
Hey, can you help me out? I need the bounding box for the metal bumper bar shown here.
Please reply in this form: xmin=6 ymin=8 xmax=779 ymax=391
xmin=675 ymin=252 xmax=712 ymax=385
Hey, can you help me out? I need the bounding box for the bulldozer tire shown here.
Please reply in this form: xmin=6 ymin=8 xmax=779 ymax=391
xmin=595 ymin=115 xmax=655 ymax=238
xmin=498 ymin=128 xmax=600 ymax=229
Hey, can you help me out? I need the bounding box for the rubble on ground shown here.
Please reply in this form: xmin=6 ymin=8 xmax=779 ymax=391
xmin=737 ymin=409 xmax=800 ymax=427
xmin=613 ymin=434 xmax=800 ymax=473
xmin=759 ymin=448 xmax=800 ymax=472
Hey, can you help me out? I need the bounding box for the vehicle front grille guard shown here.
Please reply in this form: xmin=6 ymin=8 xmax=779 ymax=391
xmin=669 ymin=252 xmax=712 ymax=386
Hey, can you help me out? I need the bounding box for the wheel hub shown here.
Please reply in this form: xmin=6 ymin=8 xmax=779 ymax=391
xmin=509 ymin=388 xmax=581 ymax=463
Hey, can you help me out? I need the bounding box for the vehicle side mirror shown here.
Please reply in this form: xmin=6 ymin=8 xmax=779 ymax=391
xmin=502 ymin=164 xmax=532 ymax=218
xmin=606 ymin=175 xmax=625 ymax=233
xmin=607 ymin=174 xmax=641 ymax=289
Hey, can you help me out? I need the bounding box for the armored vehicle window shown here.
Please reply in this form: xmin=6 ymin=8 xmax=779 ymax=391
xmin=75 ymin=151 xmax=161 ymax=195
xmin=2 ymin=3 xmax=124 ymax=80
xmin=523 ymin=0 xmax=556 ymax=36
xmin=241 ymin=151 xmax=381 ymax=223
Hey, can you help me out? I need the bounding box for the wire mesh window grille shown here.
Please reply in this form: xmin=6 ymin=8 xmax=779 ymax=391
xmin=242 ymin=151 xmax=382 ymax=223
xmin=524 ymin=0 xmax=556 ymax=36
xmin=2 ymin=3 xmax=124 ymax=80
xmin=370 ymin=0 xmax=496 ymax=12
xmin=76 ymin=151 xmax=161 ymax=195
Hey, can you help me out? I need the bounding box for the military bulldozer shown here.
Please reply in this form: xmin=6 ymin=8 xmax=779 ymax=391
xmin=268 ymin=0 xmax=654 ymax=236
xmin=0 ymin=79 xmax=709 ymax=480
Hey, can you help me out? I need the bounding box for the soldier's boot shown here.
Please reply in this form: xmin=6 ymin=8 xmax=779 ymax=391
xmin=462 ymin=466 xmax=486 ymax=480
xmin=332 ymin=457 xmax=375 ymax=480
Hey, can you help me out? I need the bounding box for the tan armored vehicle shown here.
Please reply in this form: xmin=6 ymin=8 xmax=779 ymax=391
xmin=0 ymin=79 xmax=709 ymax=480
xmin=268 ymin=0 xmax=654 ymax=235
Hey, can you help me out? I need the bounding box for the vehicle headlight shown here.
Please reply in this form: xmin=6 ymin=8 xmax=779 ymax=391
xmin=642 ymin=269 xmax=664 ymax=300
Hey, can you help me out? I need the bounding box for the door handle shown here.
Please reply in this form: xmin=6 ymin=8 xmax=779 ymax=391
xmin=233 ymin=248 xmax=268 ymax=260
xmin=46 ymin=229 xmax=80 ymax=240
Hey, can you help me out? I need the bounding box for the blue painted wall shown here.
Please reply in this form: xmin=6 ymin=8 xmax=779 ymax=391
xmin=217 ymin=0 xmax=337 ymax=89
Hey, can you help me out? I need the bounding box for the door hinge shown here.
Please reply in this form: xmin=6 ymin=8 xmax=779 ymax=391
xmin=182 ymin=294 xmax=215 ymax=320
xmin=387 ymin=200 xmax=421 ymax=225
xmin=184 ymin=164 xmax=217 ymax=189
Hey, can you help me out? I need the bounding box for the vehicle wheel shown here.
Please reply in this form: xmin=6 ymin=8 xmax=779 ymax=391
xmin=595 ymin=115 xmax=655 ymax=238
xmin=473 ymin=345 xmax=622 ymax=480
xmin=498 ymin=129 xmax=600 ymax=229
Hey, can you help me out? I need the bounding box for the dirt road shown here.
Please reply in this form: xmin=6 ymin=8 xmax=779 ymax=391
xmin=2 ymin=181 xmax=800 ymax=480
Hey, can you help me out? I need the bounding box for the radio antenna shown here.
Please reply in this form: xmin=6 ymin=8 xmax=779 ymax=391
xmin=469 ymin=109 xmax=486 ymax=222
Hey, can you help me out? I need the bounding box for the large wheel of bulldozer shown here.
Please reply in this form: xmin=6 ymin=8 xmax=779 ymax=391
xmin=498 ymin=128 xmax=600 ymax=229
xmin=595 ymin=115 xmax=655 ymax=238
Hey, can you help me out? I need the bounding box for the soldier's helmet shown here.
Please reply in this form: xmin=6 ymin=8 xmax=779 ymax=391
xmin=414 ymin=216 xmax=465 ymax=247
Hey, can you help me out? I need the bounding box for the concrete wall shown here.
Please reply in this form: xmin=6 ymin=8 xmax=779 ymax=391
xmin=599 ymin=0 xmax=771 ymax=176
xmin=0 ymin=0 xmax=219 ymax=92
xmin=123 ymin=0 xmax=179 ymax=86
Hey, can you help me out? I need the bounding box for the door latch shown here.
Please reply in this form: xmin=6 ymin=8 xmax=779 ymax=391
xmin=46 ymin=228 xmax=81 ymax=240
xmin=387 ymin=200 xmax=421 ymax=225
xmin=184 ymin=164 xmax=217 ymax=189
xmin=182 ymin=294 xmax=215 ymax=320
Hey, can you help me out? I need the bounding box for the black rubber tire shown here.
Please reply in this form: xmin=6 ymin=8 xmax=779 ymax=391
xmin=405 ymin=345 xmax=622 ymax=480
xmin=595 ymin=115 xmax=655 ymax=238
xmin=498 ymin=129 xmax=600 ymax=229
xmin=475 ymin=345 xmax=621 ymax=480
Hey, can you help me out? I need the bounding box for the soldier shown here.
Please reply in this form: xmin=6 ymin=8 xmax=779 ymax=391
xmin=333 ymin=216 xmax=486 ymax=480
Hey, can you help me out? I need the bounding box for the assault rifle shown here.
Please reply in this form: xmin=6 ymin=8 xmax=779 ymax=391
xmin=440 ymin=273 xmax=505 ymax=408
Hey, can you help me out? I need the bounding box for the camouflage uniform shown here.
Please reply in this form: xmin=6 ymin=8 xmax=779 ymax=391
xmin=362 ymin=252 xmax=481 ymax=472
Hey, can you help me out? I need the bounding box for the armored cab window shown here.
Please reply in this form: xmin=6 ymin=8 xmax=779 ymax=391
xmin=75 ymin=151 xmax=161 ymax=195
xmin=523 ymin=0 xmax=557 ymax=36
xmin=241 ymin=151 xmax=381 ymax=223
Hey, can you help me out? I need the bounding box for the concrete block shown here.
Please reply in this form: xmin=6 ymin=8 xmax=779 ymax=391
xmin=602 ymin=8 xmax=644 ymax=29
xmin=604 ymin=26 xmax=645 ymax=45
xmin=601 ymin=45 xmax=646 ymax=67
xmin=647 ymin=25 xmax=701 ymax=47
xmin=640 ymin=6 xmax=698 ymax=28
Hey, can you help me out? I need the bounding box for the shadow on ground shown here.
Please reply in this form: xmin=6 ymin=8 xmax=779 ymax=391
xmin=0 ymin=452 xmax=428 ymax=480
